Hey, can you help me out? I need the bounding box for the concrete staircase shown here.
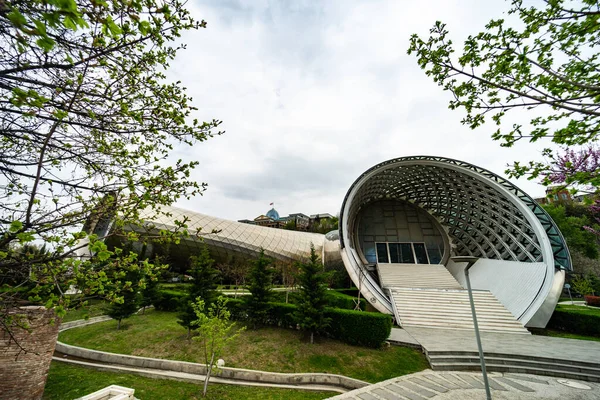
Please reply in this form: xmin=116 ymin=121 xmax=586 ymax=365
xmin=378 ymin=263 xmax=463 ymax=289
xmin=377 ymin=263 xmax=529 ymax=334
xmin=390 ymin=288 xmax=530 ymax=334
xmin=427 ymin=350 xmax=600 ymax=382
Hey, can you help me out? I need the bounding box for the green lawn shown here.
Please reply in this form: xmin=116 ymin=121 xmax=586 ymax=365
xmin=44 ymin=362 xmax=334 ymax=400
xmin=59 ymin=310 xmax=428 ymax=383
xmin=555 ymin=304 xmax=600 ymax=315
xmin=62 ymin=299 xmax=110 ymax=322
xmin=534 ymin=303 xmax=600 ymax=342
xmin=534 ymin=328 xmax=600 ymax=342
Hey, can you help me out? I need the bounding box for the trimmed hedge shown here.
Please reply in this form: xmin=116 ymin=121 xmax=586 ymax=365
xmin=153 ymin=290 xmax=186 ymax=311
xmin=269 ymin=290 xmax=366 ymax=310
xmin=225 ymin=298 xmax=392 ymax=348
xmin=326 ymin=291 xmax=366 ymax=311
xmin=324 ymin=307 xmax=392 ymax=348
xmin=548 ymin=306 xmax=600 ymax=336
xmin=333 ymin=288 xmax=360 ymax=297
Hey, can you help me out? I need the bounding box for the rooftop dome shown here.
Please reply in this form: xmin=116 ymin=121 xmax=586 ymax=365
xmin=266 ymin=208 xmax=280 ymax=220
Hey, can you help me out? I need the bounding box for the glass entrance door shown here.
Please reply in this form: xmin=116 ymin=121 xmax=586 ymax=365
xmin=375 ymin=242 xmax=435 ymax=264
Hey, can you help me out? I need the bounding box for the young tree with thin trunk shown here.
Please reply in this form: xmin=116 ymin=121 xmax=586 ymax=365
xmin=192 ymin=296 xmax=244 ymax=397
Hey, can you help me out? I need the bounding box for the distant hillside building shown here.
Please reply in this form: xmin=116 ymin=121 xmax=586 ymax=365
xmin=238 ymin=208 xmax=329 ymax=231
xmin=535 ymin=187 xmax=572 ymax=205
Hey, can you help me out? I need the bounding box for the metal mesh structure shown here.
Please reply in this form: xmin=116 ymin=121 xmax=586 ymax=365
xmin=338 ymin=156 xmax=570 ymax=327
xmin=138 ymin=206 xmax=325 ymax=263
xmin=340 ymin=156 xmax=571 ymax=270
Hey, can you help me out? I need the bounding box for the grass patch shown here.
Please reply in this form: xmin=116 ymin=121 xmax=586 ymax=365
xmin=43 ymin=361 xmax=334 ymax=400
xmin=533 ymin=328 xmax=600 ymax=342
xmin=62 ymin=299 xmax=109 ymax=323
xmin=555 ymin=304 xmax=600 ymax=315
xmin=59 ymin=310 xmax=428 ymax=383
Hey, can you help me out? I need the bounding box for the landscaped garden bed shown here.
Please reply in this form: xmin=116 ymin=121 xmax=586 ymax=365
xmin=43 ymin=362 xmax=335 ymax=400
xmin=539 ymin=304 xmax=600 ymax=340
xmin=58 ymin=310 xmax=428 ymax=383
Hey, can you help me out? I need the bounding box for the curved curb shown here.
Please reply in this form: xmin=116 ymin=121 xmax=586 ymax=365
xmin=57 ymin=317 xmax=368 ymax=393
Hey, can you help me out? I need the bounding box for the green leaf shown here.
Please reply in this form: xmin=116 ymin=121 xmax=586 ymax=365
xmin=7 ymin=9 xmax=27 ymax=28
xmin=97 ymin=250 xmax=111 ymax=261
xmin=36 ymin=37 xmax=56 ymax=52
xmin=9 ymin=220 xmax=23 ymax=233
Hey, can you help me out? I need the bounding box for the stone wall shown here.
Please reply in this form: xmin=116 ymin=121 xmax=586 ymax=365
xmin=0 ymin=307 xmax=60 ymax=400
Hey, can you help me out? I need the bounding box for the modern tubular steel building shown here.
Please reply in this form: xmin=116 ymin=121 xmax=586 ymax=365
xmin=337 ymin=156 xmax=570 ymax=332
xmin=94 ymin=156 xmax=570 ymax=332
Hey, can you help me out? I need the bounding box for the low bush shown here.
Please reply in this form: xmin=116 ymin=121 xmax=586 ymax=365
xmin=585 ymin=295 xmax=600 ymax=307
xmin=153 ymin=290 xmax=186 ymax=311
xmin=324 ymin=308 xmax=392 ymax=348
xmin=226 ymin=299 xmax=392 ymax=348
xmin=548 ymin=306 xmax=600 ymax=336
xmin=332 ymin=288 xmax=360 ymax=297
xmin=326 ymin=290 xmax=366 ymax=311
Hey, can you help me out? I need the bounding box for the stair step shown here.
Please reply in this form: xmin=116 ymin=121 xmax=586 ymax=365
xmin=400 ymin=321 xmax=529 ymax=332
xmin=397 ymin=313 xmax=521 ymax=323
xmin=427 ymin=351 xmax=600 ymax=368
xmin=428 ymin=356 xmax=600 ymax=375
xmin=430 ymin=362 xmax=600 ymax=382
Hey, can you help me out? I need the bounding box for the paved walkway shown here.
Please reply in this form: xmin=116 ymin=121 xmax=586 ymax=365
xmin=327 ymin=371 xmax=600 ymax=399
xmin=401 ymin=326 xmax=600 ymax=364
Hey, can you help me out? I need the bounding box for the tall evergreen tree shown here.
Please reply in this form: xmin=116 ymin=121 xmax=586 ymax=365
xmin=295 ymin=245 xmax=331 ymax=344
xmin=244 ymin=249 xmax=273 ymax=329
xmin=106 ymin=256 xmax=143 ymax=330
xmin=178 ymin=246 xmax=219 ymax=338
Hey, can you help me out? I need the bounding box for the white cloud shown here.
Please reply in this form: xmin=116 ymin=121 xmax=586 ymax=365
xmin=168 ymin=0 xmax=555 ymax=221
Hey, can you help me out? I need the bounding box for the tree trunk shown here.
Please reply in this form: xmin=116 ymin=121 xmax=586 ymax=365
xmin=142 ymin=306 xmax=146 ymax=315
xmin=187 ymin=327 xmax=191 ymax=340
xmin=310 ymin=331 xmax=314 ymax=344
xmin=285 ymin=290 xmax=289 ymax=304
xmin=0 ymin=307 xmax=59 ymax=400
xmin=202 ymin=352 xmax=216 ymax=397
xmin=117 ymin=319 xmax=121 ymax=330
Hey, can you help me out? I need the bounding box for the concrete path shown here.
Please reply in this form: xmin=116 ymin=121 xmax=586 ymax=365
xmin=558 ymin=300 xmax=586 ymax=305
xmin=327 ymin=370 xmax=600 ymax=399
xmin=54 ymin=357 xmax=345 ymax=393
xmin=402 ymin=326 xmax=600 ymax=365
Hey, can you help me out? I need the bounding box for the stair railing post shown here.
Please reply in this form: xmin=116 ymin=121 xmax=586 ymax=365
xmin=451 ymin=256 xmax=491 ymax=400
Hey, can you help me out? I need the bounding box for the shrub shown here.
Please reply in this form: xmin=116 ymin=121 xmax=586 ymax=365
xmin=585 ymin=295 xmax=600 ymax=307
xmin=333 ymin=288 xmax=360 ymax=297
xmin=153 ymin=290 xmax=186 ymax=311
xmin=326 ymin=291 xmax=366 ymax=311
xmin=228 ymin=299 xmax=391 ymax=348
xmin=225 ymin=298 xmax=246 ymax=320
xmin=548 ymin=306 xmax=600 ymax=336
xmin=266 ymin=302 xmax=297 ymax=329
xmin=324 ymin=307 xmax=392 ymax=348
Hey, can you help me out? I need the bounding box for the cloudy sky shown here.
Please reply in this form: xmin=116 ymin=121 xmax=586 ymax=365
xmin=167 ymin=0 xmax=552 ymax=221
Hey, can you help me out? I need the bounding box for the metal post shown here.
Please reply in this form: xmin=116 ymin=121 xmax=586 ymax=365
xmin=452 ymin=256 xmax=491 ymax=400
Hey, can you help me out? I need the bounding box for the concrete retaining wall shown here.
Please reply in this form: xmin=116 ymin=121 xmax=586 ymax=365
xmin=56 ymin=321 xmax=367 ymax=391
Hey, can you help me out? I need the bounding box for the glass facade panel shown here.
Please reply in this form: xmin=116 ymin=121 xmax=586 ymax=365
xmin=376 ymin=243 xmax=389 ymax=263
xmin=364 ymin=243 xmax=377 ymax=263
xmin=399 ymin=243 xmax=414 ymax=263
xmin=426 ymin=245 xmax=442 ymax=264
xmin=413 ymin=243 xmax=429 ymax=264
xmin=388 ymin=243 xmax=400 ymax=263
